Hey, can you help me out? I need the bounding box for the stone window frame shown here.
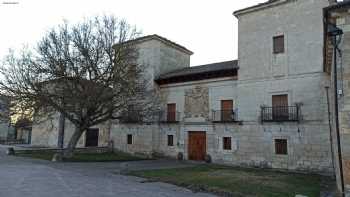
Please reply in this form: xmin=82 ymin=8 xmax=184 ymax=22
xmin=167 ymin=134 xmax=174 ymax=146
xmin=219 ymin=135 xmax=236 ymax=152
xmin=223 ymin=137 xmax=232 ymax=150
xmin=274 ymin=139 xmax=288 ymax=155
xmin=273 ymin=35 xmax=285 ymax=54
xmin=269 ymin=91 xmax=292 ymax=107
xmin=212 ymin=97 xmax=236 ymax=120
xmin=127 ymin=134 xmax=133 ymax=145
xmin=271 ymin=135 xmax=293 ymax=158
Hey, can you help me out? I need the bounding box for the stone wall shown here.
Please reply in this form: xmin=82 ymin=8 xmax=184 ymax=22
xmin=110 ymin=123 xmax=155 ymax=155
xmin=111 ymin=121 xmax=333 ymax=173
xmin=111 ymin=71 xmax=333 ymax=173
xmin=31 ymin=115 xmax=110 ymax=148
xmin=330 ymin=8 xmax=350 ymax=194
xmin=236 ymin=0 xmax=330 ymax=81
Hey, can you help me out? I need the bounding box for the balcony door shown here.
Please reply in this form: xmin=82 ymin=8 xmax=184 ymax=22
xmin=221 ymin=100 xmax=233 ymax=121
xmin=272 ymin=95 xmax=288 ymax=120
xmin=167 ymin=103 xmax=176 ymax=122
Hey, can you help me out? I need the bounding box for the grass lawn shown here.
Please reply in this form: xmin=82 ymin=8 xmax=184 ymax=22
xmin=128 ymin=165 xmax=325 ymax=197
xmin=16 ymin=151 xmax=146 ymax=162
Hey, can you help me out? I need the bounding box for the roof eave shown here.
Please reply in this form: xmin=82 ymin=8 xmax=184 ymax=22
xmin=113 ymin=34 xmax=193 ymax=56
xmin=324 ymin=1 xmax=350 ymax=13
xmin=233 ymin=0 xmax=289 ymax=17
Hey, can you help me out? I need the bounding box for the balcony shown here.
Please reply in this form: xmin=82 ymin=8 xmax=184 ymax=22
xmin=261 ymin=106 xmax=300 ymax=123
xmin=212 ymin=110 xmax=237 ymax=123
xmin=120 ymin=111 xmax=143 ymax=123
xmin=158 ymin=111 xmax=181 ymax=123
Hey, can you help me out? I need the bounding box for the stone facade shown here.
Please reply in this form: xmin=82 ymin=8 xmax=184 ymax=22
xmin=31 ymin=113 xmax=110 ymax=148
xmin=327 ymin=4 xmax=350 ymax=194
xmin=30 ymin=0 xmax=336 ymax=175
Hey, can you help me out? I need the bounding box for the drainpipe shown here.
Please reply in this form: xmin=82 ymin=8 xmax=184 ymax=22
xmin=325 ymin=5 xmax=346 ymax=193
xmin=332 ymin=33 xmax=345 ymax=196
xmin=325 ymin=86 xmax=335 ymax=175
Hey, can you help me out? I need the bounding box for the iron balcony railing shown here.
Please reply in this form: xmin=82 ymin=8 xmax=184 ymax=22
xmin=158 ymin=111 xmax=181 ymax=123
xmin=212 ymin=110 xmax=237 ymax=122
xmin=120 ymin=111 xmax=143 ymax=123
xmin=261 ymin=106 xmax=300 ymax=122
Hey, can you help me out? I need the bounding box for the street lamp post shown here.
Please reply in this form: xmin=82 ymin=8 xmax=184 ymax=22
xmin=328 ymin=22 xmax=345 ymax=196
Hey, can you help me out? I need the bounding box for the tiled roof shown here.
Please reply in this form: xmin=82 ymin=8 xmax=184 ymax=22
xmin=155 ymin=60 xmax=238 ymax=84
xmin=121 ymin=34 xmax=193 ymax=55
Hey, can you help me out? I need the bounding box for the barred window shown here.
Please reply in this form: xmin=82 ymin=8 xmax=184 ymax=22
xmin=167 ymin=135 xmax=174 ymax=146
xmin=223 ymin=137 xmax=232 ymax=150
xmin=275 ymin=139 xmax=288 ymax=155
xmin=273 ymin=35 xmax=284 ymax=54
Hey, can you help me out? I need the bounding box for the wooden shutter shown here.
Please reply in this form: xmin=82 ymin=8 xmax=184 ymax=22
xmin=272 ymin=95 xmax=288 ymax=120
xmin=221 ymin=100 xmax=233 ymax=121
xmin=273 ymin=35 xmax=284 ymax=54
xmin=167 ymin=103 xmax=176 ymax=122
xmin=272 ymin=95 xmax=288 ymax=107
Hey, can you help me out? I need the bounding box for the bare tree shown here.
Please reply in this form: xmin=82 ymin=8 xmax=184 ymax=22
xmin=0 ymin=15 xmax=149 ymax=158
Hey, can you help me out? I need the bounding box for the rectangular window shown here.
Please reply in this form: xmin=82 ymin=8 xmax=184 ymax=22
xmin=275 ymin=139 xmax=288 ymax=155
xmin=167 ymin=135 xmax=174 ymax=146
xmin=223 ymin=137 xmax=232 ymax=150
xmin=273 ymin=35 xmax=284 ymax=54
xmin=221 ymin=100 xmax=234 ymax=121
xmin=127 ymin=134 xmax=133 ymax=145
xmin=167 ymin=103 xmax=176 ymax=122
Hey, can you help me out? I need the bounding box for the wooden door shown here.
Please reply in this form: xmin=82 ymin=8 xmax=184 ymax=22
xmin=85 ymin=128 xmax=99 ymax=147
xmin=188 ymin=132 xmax=206 ymax=161
xmin=272 ymin=95 xmax=288 ymax=120
xmin=167 ymin=103 xmax=176 ymax=122
xmin=221 ymin=100 xmax=233 ymax=121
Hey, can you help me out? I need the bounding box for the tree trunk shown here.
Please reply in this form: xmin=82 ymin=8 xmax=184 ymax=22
xmin=57 ymin=112 xmax=65 ymax=149
xmin=63 ymin=126 xmax=84 ymax=159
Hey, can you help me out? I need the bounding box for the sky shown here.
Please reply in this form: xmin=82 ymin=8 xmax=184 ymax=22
xmin=0 ymin=0 xmax=265 ymax=66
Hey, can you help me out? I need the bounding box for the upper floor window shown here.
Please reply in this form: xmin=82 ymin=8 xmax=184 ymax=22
xmin=167 ymin=103 xmax=176 ymax=122
xmin=273 ymin=35 xmax=284 ymax=54
xmin=221 ymin=100 xmax=234 ymax=122
xmin=272 ymin=94 xmax=288 ymax=107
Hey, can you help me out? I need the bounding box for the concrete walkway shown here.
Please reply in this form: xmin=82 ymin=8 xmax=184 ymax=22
xmin=0 ymin=146 xmax=215 ymax=197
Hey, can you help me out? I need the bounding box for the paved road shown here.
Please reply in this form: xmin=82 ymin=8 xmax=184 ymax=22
xmin=0 ymin=146 xmax=215 ymax=197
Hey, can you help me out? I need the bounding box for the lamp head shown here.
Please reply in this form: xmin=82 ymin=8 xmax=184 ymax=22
xmin=328 ymin=23 xmax=344 ymax=37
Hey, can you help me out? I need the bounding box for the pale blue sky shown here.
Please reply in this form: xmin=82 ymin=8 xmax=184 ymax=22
xmin=0 ymin=0 xmax=265 ymax=66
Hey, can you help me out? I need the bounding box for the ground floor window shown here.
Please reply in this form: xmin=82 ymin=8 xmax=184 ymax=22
xmin=223 ymin=137 xmax=232 ymax=150
xmin=167 ymin=135 xmax=174 ymax=146
xmin=275 ymin=139 xmax=288 ymax=155
xmin=127 ymin=134 xmax=133 ymax=145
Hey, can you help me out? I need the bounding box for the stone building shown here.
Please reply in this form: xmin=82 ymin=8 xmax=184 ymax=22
xmin=324 ymin=1 xmax=350 ymax=195
xmin=31 ymin=0 xmax=337 ymax=175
